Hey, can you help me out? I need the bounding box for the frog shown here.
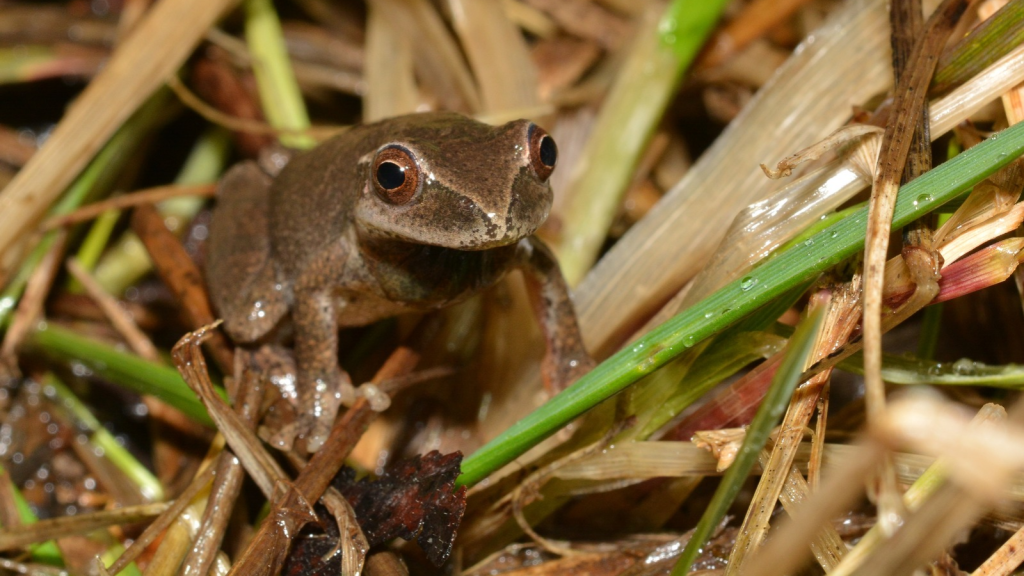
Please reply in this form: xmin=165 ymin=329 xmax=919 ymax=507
xmin=206 ymin=112 xmax=593 ymax=451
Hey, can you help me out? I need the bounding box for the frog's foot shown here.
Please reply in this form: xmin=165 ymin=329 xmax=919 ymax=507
xmin=268 ymin=413 xmax=331 ymax=452
xmin=287 ymin=376 xmax=358 ymax=453
xmin=264 ymin=385 xmax=354 ymax=451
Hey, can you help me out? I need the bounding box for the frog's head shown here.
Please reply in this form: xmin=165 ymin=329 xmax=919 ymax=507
xmin=354 ymin=113 xmax=556 ymax=250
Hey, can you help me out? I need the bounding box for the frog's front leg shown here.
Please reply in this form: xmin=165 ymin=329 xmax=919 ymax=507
xmin=517 ymin=236 xmax=595 ymax=392
xmin=291 ymin=289 xmax=357 ymax=451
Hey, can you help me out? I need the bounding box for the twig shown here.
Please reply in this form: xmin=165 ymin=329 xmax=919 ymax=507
xmin=0 ymin=503 xmax=167 ymax=551
xmin=224 ymin=342 xmax=420 ymax=576
xmin=860 ymin=0 xmax=968 ymax=534
xmin=167 ymin=76 xmax=344 ymax=141
xmin=131 ymin=203 xmax=234 ymax=373
xmin=65 ymin=257 xmax=160 ymax=362
xmin=0 ymin=232 xmax=66 ymax=361
xmin=40 ymin=183 xmax=217 ymax=230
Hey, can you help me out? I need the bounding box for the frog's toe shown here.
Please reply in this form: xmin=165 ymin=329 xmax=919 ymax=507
xmin=306 ymin=422 xmax=329 ymax=452
xmin=266 ymin=421 xmax=301 ymax=451
xmin=339 ymin=380 xmax=358 ymax=407
xmin=270 ymin=414 xmax=326 ymax=453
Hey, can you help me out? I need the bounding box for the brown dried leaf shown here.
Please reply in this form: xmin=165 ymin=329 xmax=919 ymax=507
xmin=281 ymin=505 xmax=346 ymax=576
xmin=333 ymin=451 xmax=467 ymax=566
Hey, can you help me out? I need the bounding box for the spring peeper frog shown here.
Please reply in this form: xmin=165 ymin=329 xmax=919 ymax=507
xmin=206 ymin=112 xmax=592 ymax=450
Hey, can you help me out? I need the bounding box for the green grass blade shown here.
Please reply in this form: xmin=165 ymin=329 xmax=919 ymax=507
xmin=916 ymin=303 xmax=943 ymax=359
xmin=841 ymin=351 xmax=1024 ymax=388
xmin=93 ymin=128 xmax=230 ymax=295
xmin=44 ymin=374 xmax=165 ymax=502
xmin=245 ymin=0 xmax=314 ymax=149
xmin=29 ymin=324 xmax=218 ymax=426
xmin=628 ymin=282 xmax=808 ymax=441
xmin=555 ymin=0 xmax=729 ymax=285
xmin=933 ymin=0 xmax=1024 ymax=92
xmin=0 ymin=463 xmax=64 ymax=566
xmin=456 ymin=115 xmax=1024 ymax=488
xmin=670 ymin=303 xmax=825 ymax=575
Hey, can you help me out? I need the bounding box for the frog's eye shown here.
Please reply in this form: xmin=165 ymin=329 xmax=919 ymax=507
xmin=527 ymin=124 xmax=557 ymax=182
xmin=372 ymin=145 xmax=421 ymax=205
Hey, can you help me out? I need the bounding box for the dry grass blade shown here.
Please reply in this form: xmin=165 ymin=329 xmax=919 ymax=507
xmin=0 ymin=231 xmax=66 ymax=362
xmin=742 ymin=442 xmax=887 ymax=576
xmin=678 ymin=39 xmax=1024 ymax=314
xmin=448 ymin=0 xmax=539 ymax=114
xmin=845 ymin=405 xmax=1009 ymax=576
xmin=511 ymin=423 xmax=628 ymax=556
xmin=973 ymin=527 xmax=1024 ymax=575
xmin=366 ymin=0 xmax=480 ymax=113
xmin=672 ymin=299 xmax=826 ymax=574
xmin=759 ymin=448 xmax=846 ymax=572
xmin=0 ymin=0 xmax=238 ymax=277
xmin=362 ymin=2 xmax=417 ymax=121
xmin=759 ymin=125 xmax=884 ymax=179
xmin=751 ymin=396 xmax=1024 ymax=576
xmin=178 ymin=452 xmax=244 ymax=576
xmin=172 ymin=325 xmax=289 ymax=501
xmin=172 ymin=326 xmax=313 ymax=576
xmin=862 ymin=0 xmax=966 ymax=424
xmin=522 ymin=0 xmax=629 ymax=51
xmin=725 ymin=279 xmax=861 ymax=574
xmin=66 ymin=257 xmax=160 ymax=362
xmin=861 ymin=0 xmax=967 ymax=533
xmin=575 ymin=0 xmax=921 ymax=357
xmin=829 ymin=403 xmax=1007 ymax=576
xmin=179 ymin=350 xmax=264 ymax=576
xmin=0 ymin=503 xmax=167 ymax=552
xmin=103 ymin=465 xmax=215 ymax=576
xmin=323 ymin=489 xmax=370 ymax=576
xmin=852 ymin=482 xmax=986 ymax=575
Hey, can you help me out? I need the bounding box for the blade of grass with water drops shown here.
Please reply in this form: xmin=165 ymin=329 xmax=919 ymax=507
xmin=456 ymin=113 xmax=1024 ymax=488
xmin=670 ymin=301 xmax=825 ymax=576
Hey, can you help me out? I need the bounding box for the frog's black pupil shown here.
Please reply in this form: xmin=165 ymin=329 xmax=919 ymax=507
xmin=377 ymin=162 xmax=405 ymax=190
xmin=539 ymin=136 xmax=557 ymax=167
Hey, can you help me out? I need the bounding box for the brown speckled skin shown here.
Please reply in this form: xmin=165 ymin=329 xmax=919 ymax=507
xmin=207 ymin=112 xmax=592 ymax=449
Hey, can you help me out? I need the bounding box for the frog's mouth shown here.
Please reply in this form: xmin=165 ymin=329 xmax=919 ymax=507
xmin=450 ymin=188 xmax=551 ymax=251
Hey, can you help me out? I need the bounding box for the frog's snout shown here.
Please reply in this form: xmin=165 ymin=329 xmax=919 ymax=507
xmin=456 ymin=180 xmax=552 ymax=250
